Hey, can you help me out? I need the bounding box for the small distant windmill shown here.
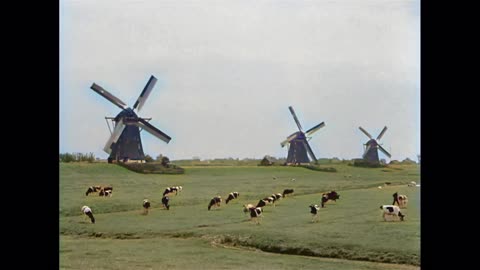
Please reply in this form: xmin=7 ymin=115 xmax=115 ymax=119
xmin=358 ymin=126 xmax=391 ymax=165
xmin=90 ymin=75 xmax=171 ymax=163
xmin=281 ymin=106 xmax=325 ymax=165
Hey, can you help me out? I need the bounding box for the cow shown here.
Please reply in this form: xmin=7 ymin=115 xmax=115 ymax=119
xmin=380 ymin=205 xmax=405 ymax=221
xmin=309 ymin=204 xmax=320 ymax=222
xmin=283 ymin=189 xmax=294 ymax=197
xmin=208 ymin=196 xmax=222 ymax=210
xmin=85 ymin=186 xmax=101 ymax=196
xmin=226 ymin=192 xmax=239 ymax=204
xmin=162 ymin=196 xmax=170 ymax=210
xmin=321 ymin=191 xmax=340 ymax=208
xmin=81 ymin=205 xmax=95 ymax=224
xmin=392 ymin=192 xmax=408 ymax=208
xmin=163 ymin=186 xmax=183 ymax=196
xmin=249 ymin=207 xmax=263 ymax=224
xmin=256 ymin=199 xmax=269 ymax=208
xmin=142 ymin=199 xmax=151 ymax=215
xmin=99 ymin=188 xmax=113 ymax=197
xmin=273 ymin=193 xmax=283 ymax=201
xmin=243 ymin=204 xmax=255 ymax=214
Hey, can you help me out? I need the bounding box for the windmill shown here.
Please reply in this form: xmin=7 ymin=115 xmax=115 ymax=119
xmin=280 ymin=106 xmax=325 ymax=165
xmin=90 ymin=75 xmax=171 ymax=163
xmin=358 ymin=126 xmax=391 ymax=165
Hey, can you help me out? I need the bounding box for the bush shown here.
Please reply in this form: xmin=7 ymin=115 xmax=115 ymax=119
xmin=59 ymin=152 xmax=95 ymax=163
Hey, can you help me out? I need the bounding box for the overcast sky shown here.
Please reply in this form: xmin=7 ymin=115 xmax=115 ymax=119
xmin=60 ymin=0 xmax=420 ymax=161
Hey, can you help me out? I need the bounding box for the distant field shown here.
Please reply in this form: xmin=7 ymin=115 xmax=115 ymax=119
xmin=60 ymin=163 xmax=420 ymax=269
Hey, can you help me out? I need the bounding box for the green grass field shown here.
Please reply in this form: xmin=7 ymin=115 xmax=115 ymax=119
xmin=60 ymin=162 xmax=420 ymax=269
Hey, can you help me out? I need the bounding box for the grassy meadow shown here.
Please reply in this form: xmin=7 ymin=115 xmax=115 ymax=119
xmin=60 ymin=162 xmax=420 ymax=269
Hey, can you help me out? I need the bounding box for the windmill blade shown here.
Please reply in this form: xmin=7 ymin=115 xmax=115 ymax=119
xmin=305 ymin=122 xmax=325 ymax=136
xmin=376 ymin=126 xmax=388 ymax=140
xmin=358 ymin=126 xmax=373 ymax=139
xmin=133 ymin=75 xmax=158 ymax=112
xmin=378 ymin=145 xmax=392 ymax=158
xmin=362 ymin=143 xmax=372 ymax=159
xmin=288 ymin=106 xmax=303 ymax=131
xmin=90 ymin=83 xmax=127 ymax=110
xmin=103 ymin=119 xmax=126 ymax=154
xmin=280 ymin=133 xmax=299 ymax=147
xmin=302 ymin=140 xmax=317 ymax=162
xmin=134 ymin=118 xmax=171 ymax=143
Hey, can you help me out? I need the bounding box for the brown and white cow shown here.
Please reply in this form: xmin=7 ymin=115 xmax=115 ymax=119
xmin=321 ymin=191 xmax=340 ymax=208
xmin=99 ymin=186 xmax=113 ymax=197
xmin=392 ymin=192 xmax=408 ymax=208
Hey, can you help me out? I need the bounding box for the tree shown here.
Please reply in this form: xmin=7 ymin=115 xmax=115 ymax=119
xmin=144 ymin=155 xmax=154 ymax=163
xmin=161 ymin=156 xmax=170 ymax=167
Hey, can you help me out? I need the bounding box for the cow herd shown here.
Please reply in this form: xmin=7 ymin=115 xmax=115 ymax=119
xmin=81 ymin=183 xmax=411 ymax=224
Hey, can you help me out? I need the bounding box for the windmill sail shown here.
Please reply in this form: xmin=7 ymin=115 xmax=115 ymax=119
xmin=90 ymin=74 xmax=171 ymax=162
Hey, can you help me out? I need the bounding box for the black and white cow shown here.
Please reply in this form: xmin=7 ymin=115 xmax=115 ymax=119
xmin=208 ymin=196 xmax=222 ymax=210
xmin=163 ymin=186 xmax=183 ymax=196
xmin=380 ymin=205 xmax=405 ymax=221
xmin=321 ymin=191 xmax=340 ymax=208
xmin=226 ymin=192 xmax=239 ymax=204
xmin=85 ymin=186 xmax=101 ymax=196
xmin=273 ymin=193 xmax=283 ymax=200
xmin=249 ymin=207 xmax=263 ymax=224
xmin=283 ymin=189 xmax=294 ymax=197
xmin=142 ymin=199 xmax=151 ymax=215
xmin=98 ymin=186 xmax=113 ymax=197
xmin=309 ymin=204 xmax=320 ymax=222
xmin=392 ymin=192 xmax=408 ymax=208
xmin=256 ymin=199 xmax=268 ymax=208
xmin=81 ymin=205 xmax=95 ymax=224
xmin=162 ymin=196 xmax=170 ymax=210
xmin=243 ymin=204 xmax=255 ymax=214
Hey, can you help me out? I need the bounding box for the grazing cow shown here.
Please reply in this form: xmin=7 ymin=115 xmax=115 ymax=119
xmin=85 ymin=186 xmax=102 ymax=196
xmin=161 ymin=196 xmax=170 ymax=210
xmin=392 ymin=192 xmax=408 ymax=208
xmin=249 ymin=207 xmax=263 ymax=224
xmin=243 ymin=204 xmax=255 ymax=214
xmin=273 ymin=193 xmax=283 ymax=200
xmin=226 ymin=192 xmax=240 ymax=204
xmin=99 ymin=189 xmax=112 ymax=197
xmin=309 ymin=204 xmax=320 ymax=222
xmin=208 ymin=196 xmax=222 ymax=210
xmin=380 ymin=205 xmax=405 ymax=221
xmin=256 ymin=199 xmax=268 ymax=208
xmin=283 ymin=189 xmax=294 ymax=197
xmin=163 ymin=186 xmax=183 ymax=196
xmin=81 ymin=205 xmax=95 ymax=224
xmin=142 ymin=199 xmax=151 ymax=215
xmin=321 ymin=191 xmax=340 ymax=208
xmin=393 ymin=193 xmax=408 ymax=208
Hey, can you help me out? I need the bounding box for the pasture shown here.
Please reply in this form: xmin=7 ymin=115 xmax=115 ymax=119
xmin=60 ymin=162 xmax=420 ymax=269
